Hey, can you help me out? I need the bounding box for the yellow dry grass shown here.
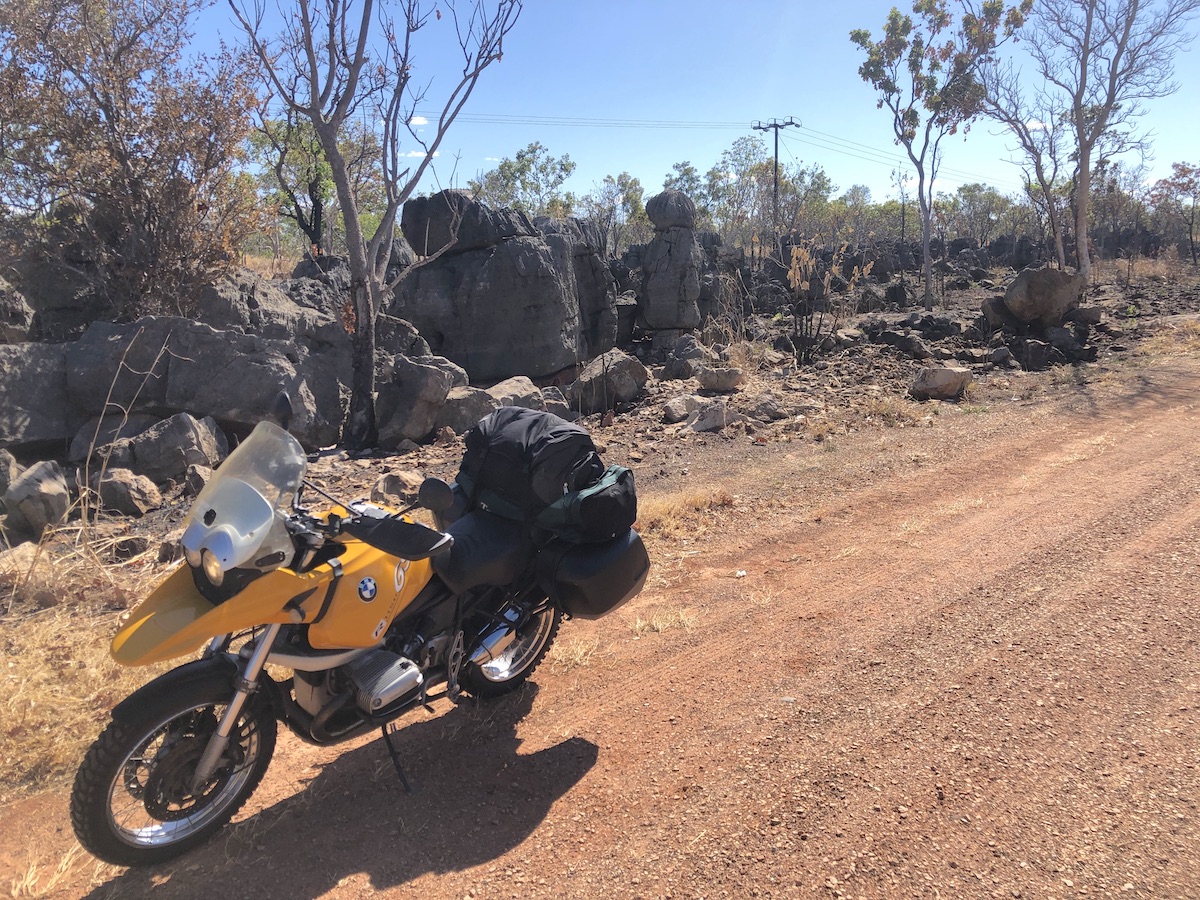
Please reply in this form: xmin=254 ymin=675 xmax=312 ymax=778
xmin=0 ymin=528 xmax=171 ymax=800
xmin=629 ymin=606 xmax=698 ymax=636
xmin=1135 ymin=318 xmax=1200 ymax=357
xmin=635 ymin=487 xmax=736 ymax=541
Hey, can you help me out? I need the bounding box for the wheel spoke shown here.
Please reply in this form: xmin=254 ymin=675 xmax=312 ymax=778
xmin=103 ymin=702 xmax=261 ymax=848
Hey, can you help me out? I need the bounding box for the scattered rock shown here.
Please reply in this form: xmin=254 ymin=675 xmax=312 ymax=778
xmin=94 ymin=468 xmax=162 ymax=517
xmin=0 ymin=543 xmax=51 ymax=588
xmin=486 ymin=376 xmax=546 ymax=410
xmin=1002 ymin=267 xmax=1086 ymax=327
xmin=3 ymin=460 xmax=71 ymax=536
xmin=376 ymin=355 xmax=456 ymax=445
xmin=697 ymin=366 xmax=745 ymax=393
xmin=568 ymin=349 xmax=651 ymax=415
xmin=435 ymin=386 xmax=501 ymax=435
xmin=685 ymin=399 xmax=744 ymax=433
xmin=101 ymin=413 xmax=228 ymax=485
xmin=910 ymin=366 xmax=973 ymax=401
xmin=371 ymin=470 xmax=424 ymax=505
xmin=664 ymin=395 xmax=704 ymax=424
xmin=184 ymin=465 xmax=212 ymax=497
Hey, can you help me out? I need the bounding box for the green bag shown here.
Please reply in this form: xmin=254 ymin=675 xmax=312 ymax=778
xmin=534 ymin=465 xmax=637 ymax=544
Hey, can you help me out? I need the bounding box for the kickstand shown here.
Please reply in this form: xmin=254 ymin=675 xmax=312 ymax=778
xmin=381 ymin=723 xmax=414 ymax=794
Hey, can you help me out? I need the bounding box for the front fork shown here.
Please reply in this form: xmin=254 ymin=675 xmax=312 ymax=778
xmin=189 ymin=623 xmax=282 ymax=792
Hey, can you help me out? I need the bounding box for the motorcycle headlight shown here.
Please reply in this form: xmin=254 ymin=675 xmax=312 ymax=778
xmin=201 ymin=549 xmax=225 ymax=586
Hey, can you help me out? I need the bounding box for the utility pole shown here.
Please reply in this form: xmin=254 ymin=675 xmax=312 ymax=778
xmin=752 ymin=117 xmax=800 ymax=251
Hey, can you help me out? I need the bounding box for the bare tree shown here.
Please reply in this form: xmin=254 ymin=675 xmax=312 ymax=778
xmin=1023 ymin=0 xmax=1200 ymax=278
xmin=980 ymin=60 xmax=1073 ymax=268
xmin=229 ymin=0 xmax=521 ymax=449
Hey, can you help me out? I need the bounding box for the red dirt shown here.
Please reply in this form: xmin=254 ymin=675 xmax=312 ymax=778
xmin=5 ymin=357 xmax=1200 ymax=899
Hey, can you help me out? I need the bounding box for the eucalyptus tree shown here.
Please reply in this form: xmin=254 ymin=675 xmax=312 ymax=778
xmin=468 ymin=141 xmax=576 ymax=217
xmin=981 ymin=0 xmax=1200 ymax=274
xmin=851 ymin=0 xmax=1031 ymax=308
xmin=1017 ymin=0 xmax=1200 ymax=278
xmin=1152 ymin=163 xmax=1200 ymax=265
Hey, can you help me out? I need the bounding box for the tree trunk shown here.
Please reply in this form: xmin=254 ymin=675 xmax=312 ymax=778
xmin=1075 ymin=142 xmax=1093 ymax=279
xmin=918 ymin=184 xmax=934 ymax=311
xmin=319 ymin=125 xmax=378 ymax=450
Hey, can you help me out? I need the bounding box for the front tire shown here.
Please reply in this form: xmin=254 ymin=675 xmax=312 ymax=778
xmin=70 ymin=678 xmax=276 ymax=867
xmin=461 ymin=605 xmax=561 ymax=699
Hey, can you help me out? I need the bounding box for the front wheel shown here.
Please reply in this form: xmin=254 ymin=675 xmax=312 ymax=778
xmin=70 ymin=678 xmax=276 ymax=867
xmin=461 ymin=605 xmax=561 ymax=699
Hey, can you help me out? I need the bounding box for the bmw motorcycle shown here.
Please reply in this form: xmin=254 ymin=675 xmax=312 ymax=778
xmin=70 ymin=406 xmax=649 ymax=866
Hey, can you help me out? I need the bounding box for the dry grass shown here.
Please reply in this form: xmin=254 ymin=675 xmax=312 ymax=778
xmin=240 ymin=252 xmax=302 ymax=279
xmin=1135 ymin=319 xmax=1200 ymax=358
xmin=629 ymin=606 xmax=698 ymax=636
xmin=8 ymin=844 xmax=118 ymax=898
xmin=1092 ymin=256 xmax=1195 ymax=284
xmin=0 ymin=529 xmax=170 ymax=800
xmin=635 ymin=487 xmax=736 ymax=541
xmin=858 ymin=394 xmax=926 ymax=428
xmin=547 ymin=636 xmax=606 ymax=671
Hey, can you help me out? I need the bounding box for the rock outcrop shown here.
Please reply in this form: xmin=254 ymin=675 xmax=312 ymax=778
xmin=392 ymin=191 xmax=618 ymax=383
xmin=639 ymin=190 xmax=703 ymax=331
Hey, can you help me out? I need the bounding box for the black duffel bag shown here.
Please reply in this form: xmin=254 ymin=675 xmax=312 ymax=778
xmin=456 ymin=407 xmax=636 ymax=543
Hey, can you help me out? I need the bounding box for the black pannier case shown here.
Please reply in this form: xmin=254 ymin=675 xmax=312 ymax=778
xmin=536 ymin=529 xmax=650 ymax=619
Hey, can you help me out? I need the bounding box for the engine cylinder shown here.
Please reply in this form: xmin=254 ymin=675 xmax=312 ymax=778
xmin=346 ymin=650 xmax=423 ymax=713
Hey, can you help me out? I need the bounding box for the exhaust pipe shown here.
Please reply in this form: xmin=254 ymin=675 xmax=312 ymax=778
xmin=469 ymin=608 xmax=521 ymax=666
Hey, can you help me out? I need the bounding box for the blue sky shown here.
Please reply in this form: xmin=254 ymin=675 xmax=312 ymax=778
xmin=205 ymin=0 xmax=1200 ymax=205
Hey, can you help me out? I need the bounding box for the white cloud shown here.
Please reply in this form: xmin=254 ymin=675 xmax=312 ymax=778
xmin=408 ymin=115 xmax=428 ymax=126
xmin=405 ymin=150 xmax=438 ymax=158
xmin=1026 ymin=120 xmax=1047 ymax=131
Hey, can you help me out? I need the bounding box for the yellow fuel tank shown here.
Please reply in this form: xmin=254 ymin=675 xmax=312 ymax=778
xmin=306 ymin=538 xmax=435 ymax=649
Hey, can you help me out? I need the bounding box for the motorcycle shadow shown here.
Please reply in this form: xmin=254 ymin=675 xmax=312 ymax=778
xmin=87 ymin=683 xmax=599 ymax=898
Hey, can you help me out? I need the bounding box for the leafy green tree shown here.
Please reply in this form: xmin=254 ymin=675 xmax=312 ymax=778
xmin=249 ymin=116 xmax=334 ymax=254
xmin=944 ymin=182 xmax=1012 ymax=247
xmin=778 ymin=164 xmax=836 ymax=239
xmin=1151 ymin=162 xmax=1200 ymax=265
xmin=851 ymin=0 xmax=1031 ymax=308
xmin=663 ymin=161 xmax=713 ymax=228
xmin=0 ymin=0 xmax=259 ymax=314
xmin=828 ymin=184 xmax=875 ymax=245
xmin=704 ymin=135 xmax=774 ymax=246
xmin=232 ymin=0 xmax=521 ymax=450
xmin=1090 ymin=160 xmax=1151 ymax=262
xmin=469 ymin=141 xmax=576 ymax=217
xmin=580 ymin=173 xmax=650 ymax=255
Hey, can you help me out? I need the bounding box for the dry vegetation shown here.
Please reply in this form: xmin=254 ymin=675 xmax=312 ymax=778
xmin=0 ymin=528 xmax=170 ymax=804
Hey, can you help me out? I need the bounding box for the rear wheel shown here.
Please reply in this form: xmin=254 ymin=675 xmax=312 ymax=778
xmin=71 ymin=679 xmax=276 ymax=867
xmin=461 ymin=605 xmax=561 ymax=699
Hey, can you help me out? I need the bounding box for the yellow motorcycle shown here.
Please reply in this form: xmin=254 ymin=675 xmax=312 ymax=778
xmin=70 ymin=404 xmax=649 ymax=866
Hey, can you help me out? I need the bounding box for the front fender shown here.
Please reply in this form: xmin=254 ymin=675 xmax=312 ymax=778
xmin=111 ymin=656 xmax=238 ymax=724
xmin=111 ymin=655 xmax=284 ymax=724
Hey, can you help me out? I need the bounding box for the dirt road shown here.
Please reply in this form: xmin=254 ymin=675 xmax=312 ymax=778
xmin=7 ymin=360 xmax=1200 ymax=899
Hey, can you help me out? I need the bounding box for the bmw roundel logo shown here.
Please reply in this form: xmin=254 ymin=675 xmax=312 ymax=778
xmin=357 ymin=577 xmax=378 ymax=602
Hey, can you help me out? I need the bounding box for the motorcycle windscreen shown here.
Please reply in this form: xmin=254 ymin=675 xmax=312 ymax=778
xmin=182 ymin=421 xmax=305 ymax=571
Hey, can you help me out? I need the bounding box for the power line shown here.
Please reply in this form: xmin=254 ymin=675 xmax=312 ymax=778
xmin=421 ymin=108 xmax=1029 ymax=192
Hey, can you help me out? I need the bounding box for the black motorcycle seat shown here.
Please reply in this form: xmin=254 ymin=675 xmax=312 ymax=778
xmin=431 ymin=509 xmax=532 ymax=594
